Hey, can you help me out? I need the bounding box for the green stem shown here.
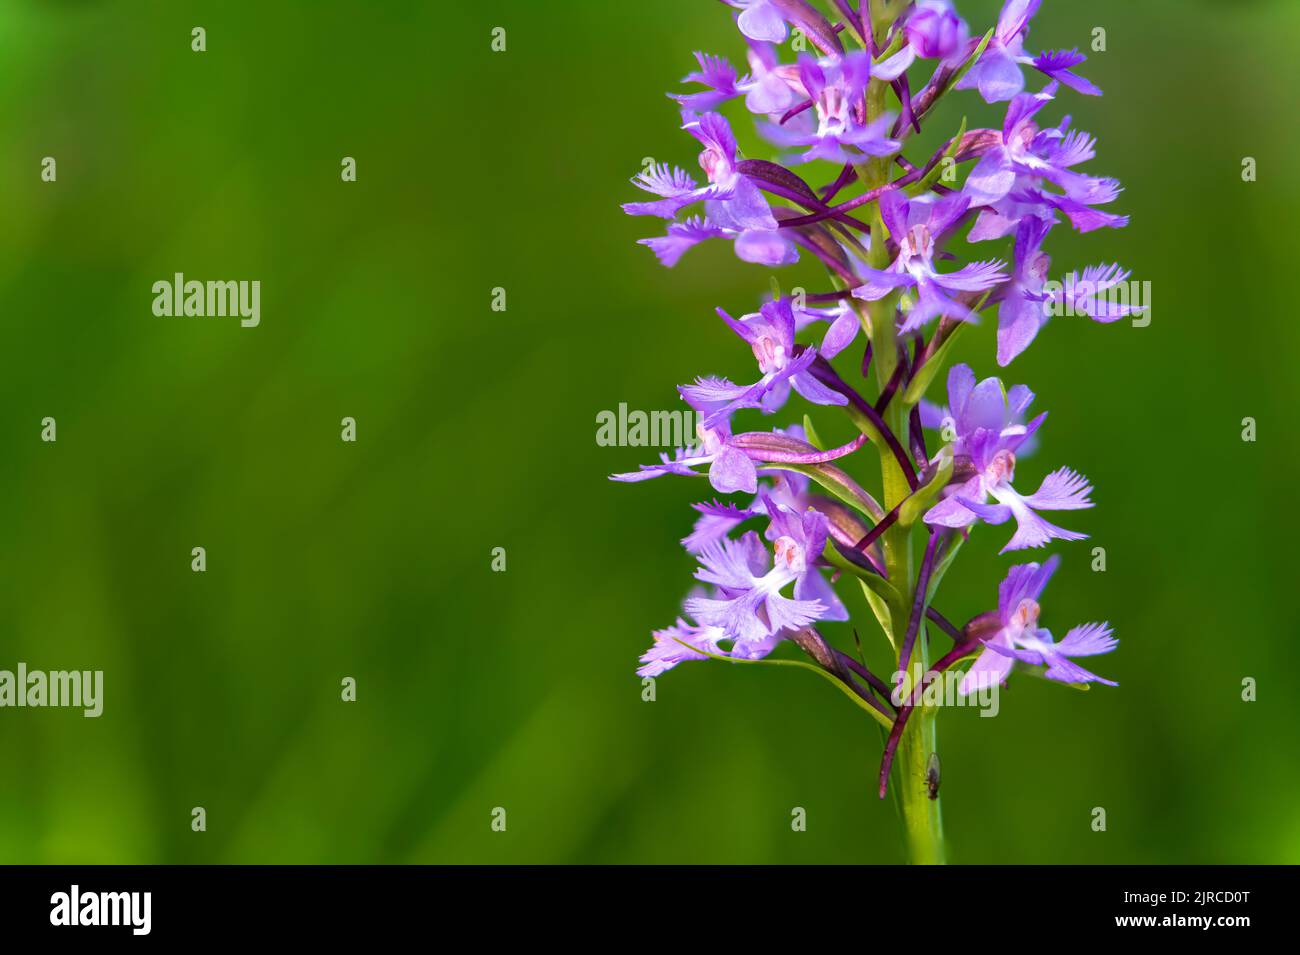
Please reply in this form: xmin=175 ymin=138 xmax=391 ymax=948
xmin=893 ymin=636 xmax=946 ymax=864
xmin=835 ymin=0 xmax=947 ymax=862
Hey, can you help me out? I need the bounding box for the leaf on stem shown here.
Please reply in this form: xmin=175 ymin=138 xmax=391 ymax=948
xmin=907 ymin=116 xmax=967 ymax=197
xmin=858 ymin=579 xmax=896 ymax=652
xmin=765 ymin=461 xmax=885 ymax=521
xmin=902 ymin=321 xmax=967 ymax=405
xmin=947 ymin=28 xmax=994 ymax=94
xmin=802 ymin=413 xmax=827 ymax=451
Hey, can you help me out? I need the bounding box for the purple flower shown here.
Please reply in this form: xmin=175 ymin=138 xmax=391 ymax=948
xmin=928 ymin=363 xmax=1042 ymax=459
xmin=684 ymin=530 xmax=828 ymax=646
xmin=682 ymin=298 xmax=848 ymax=428
xmin=672 ymin=52 xmax=743 ymax=114
xmin=639 ymin=584 xmax=788 ymax=677
xmin=996 ymin=216 xmax=1055 ymax=364
xmin=685 ymin=499 xmax=762 ymax=554
xmin=626 ymin=113 xmax=768 ymax=226
xmin=963 ymin=88 xmax=1129 ymax=242
xmin=965 ymin=84 xmax=1117 ymax=210
xmin=1050 ymin=264 xmax=1146 ymax=322
xmin=609 ymin=421 xmax=760 ymax=494
xmin=873 ymin=0 xmax=970 ymax=78
xmin=638 ymin=615 xmax=731 ymax=678
xmin=959 ymin=556 xmax=1118 ymax=693
xmin=672 ymin=46 xmax=799 ymax=116
xmin=955 ymin=0 xmax=1099 ymax=103
xmin=1015 ymin=179 xmax=1130 ymax=234
xmin=919 ymin=370 xmax=1041 ymax=461
xmin=925 ymin=443 xmax=1093 ymax=552
xmin=906 ymin=1 xmax=970 ymax=61
xmin=963 ymin=84 xmax=1058 ymax=206
xmin=636 ymin=216 xmax=732 ymax=267
xmin=924 ymin=365 xmax=1092 ymax=552
xmin=762 ymin=495 xmax=849 ymax=621
xmin=997 ymin=217 xmax=1143 ymax=364
xmin=622 ymin=163 xmax=732 ymax=220
xmin=761 ymin=53 xmax=900 ymax=164
xmin=626 ymin=112 xmax=799 ymax=268
xmin=965 ymin=176 xmax=1052 ymax=242
xmin=612 ymin=0 xmax=1135 ymax=815
xmin=852 ymin=191 xmax=1008 ymax=332
xmin=1030 ymin=48 xmax=1102 ymax=97
xmin=683 ymin=470 xmax=809 ymax=553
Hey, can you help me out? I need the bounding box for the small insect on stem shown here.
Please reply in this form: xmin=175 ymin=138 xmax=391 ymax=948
xmin=925 ymin=752 xmax=941 ymax=801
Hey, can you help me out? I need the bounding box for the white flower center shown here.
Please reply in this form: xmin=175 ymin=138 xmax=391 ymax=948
xmin=773 ymin=535 xmax=807 ymax=575
xmin=752 ymin=334 xmax=786 ymax=373
xmin=987 ymin=449 xmax=1016 ymax=484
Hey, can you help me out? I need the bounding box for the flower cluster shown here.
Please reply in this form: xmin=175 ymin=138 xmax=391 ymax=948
xmin=613 ymin=0 xmax=1138 ymax=847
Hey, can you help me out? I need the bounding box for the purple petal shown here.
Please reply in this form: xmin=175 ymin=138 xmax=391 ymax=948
xmin=734 ymin=228 xmax=799 ymax=266
xmin=737 ymin=0 xmax=789 ymax=44
xmin=965 ymin=149 xmax=1016 ymax=206
xmin=1021 ymin=467 xmax=1093 ymax=510
xmin=709 ymin=445 xmax=759 ymax=494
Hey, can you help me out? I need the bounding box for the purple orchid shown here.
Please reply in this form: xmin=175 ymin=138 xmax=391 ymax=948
xmin=760 ymin=53 xmax=900 ymax=164
xmin=640 ymin=580 xmax=794 ymax=677
xmin=625 ymin=112 xmax=798 ymax=267
xmin=1015 ymin=179 xmax=1130 ymax=234
xmin=956 ymin=0 xmax=1100 ymax=103
xmin=959 ymin=556 xmax=1118 ymax=693
xmin=919 ymin=363 xmax=1041 ymax=460
xmin=964 ymin=83 xmax=1119 ymax=214
xmin=995 ymin=216 xmax=1055 ymax=364
xmin=852 ymin=191 xmax=1008 ymax=332
xmin=761 ymin=494 xmax=849 ymax=621
xmin=997 ymin=217 xmax=1143 ymax=364
xmin=923 ymin=365 xmax=1092 ymax=552
xmin=905 ymin=0 xmax=971 ymax=61
xmin=614 ymin=0 xmax=1130 ymax=860
xmin=927 ymin=363 xmax=1041 ymax=460
xmin=681 ymin=297 xmax=848 ymax=428
xmin=682 ymin=470 xmax=810 ymax=554
xmin=672 ymin=46 xmax=800 ymax=116
xmin=684 ymin=530 xmax=829 ymax=647
xmin=609 ymin=422 xmax=761 ymax=494
xmin=873 ymin=0 xmax=970 ymax=79
xmin=638 ymin=613 xmax=731 ymax=678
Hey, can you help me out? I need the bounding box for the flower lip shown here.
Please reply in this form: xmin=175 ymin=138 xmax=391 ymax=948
xmin=752 ymin=334 xmax=785 ymax=372
xmin=772 ymin=535 xmax=806 ymax=574
xmin=1011 ymin=597 xmax=1040 ymax=632
xmin=816 ymin=86 xmax=848 ymax=134
xmin=700 ymin=146 xmax=729 ymax=183
xmin=903 ymin=224 xmax=933 ymax=260
xmin=987 ymin=448 xmax=1016 ymax=482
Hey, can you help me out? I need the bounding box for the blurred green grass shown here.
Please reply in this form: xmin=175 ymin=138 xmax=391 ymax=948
xmin=0 ymin=0 xmax=1296 ymax=863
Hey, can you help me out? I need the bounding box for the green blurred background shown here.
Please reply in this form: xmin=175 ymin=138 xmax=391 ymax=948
xmin=0 ymin=0 xmax=1296 ymax=864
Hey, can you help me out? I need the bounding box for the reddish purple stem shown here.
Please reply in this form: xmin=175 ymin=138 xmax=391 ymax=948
xmin=806 ymin=356 xmax=920 ymax=491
